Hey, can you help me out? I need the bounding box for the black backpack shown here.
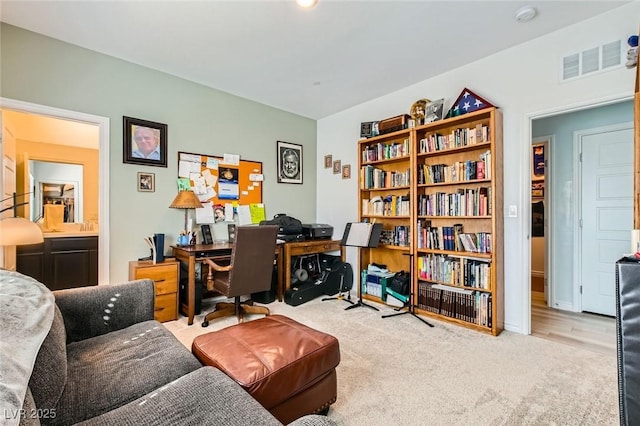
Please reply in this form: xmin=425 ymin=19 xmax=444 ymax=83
xmin=260 ymin=214 xmax=303 ymax=235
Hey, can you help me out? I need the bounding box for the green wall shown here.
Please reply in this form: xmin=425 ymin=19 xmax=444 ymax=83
xmin=1 ymin=23 xmax=317 ymax=282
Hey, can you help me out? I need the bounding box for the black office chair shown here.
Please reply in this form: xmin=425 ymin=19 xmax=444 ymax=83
xmin=201 ymin=225 xmax=279 ymax=327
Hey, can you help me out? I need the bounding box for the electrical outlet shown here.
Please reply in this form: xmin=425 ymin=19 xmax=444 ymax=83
xmin=508 ymin=205 xmax=518 ymax=217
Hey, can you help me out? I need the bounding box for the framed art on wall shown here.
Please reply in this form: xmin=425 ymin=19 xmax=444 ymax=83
xmin=333 ymin=159 xmax=341 ymax=174
xmin=137 ymin=172 xmax=155 ymax=192
xmin=123 ymin=116 xmax=168 ymax=167
xmin=277 ymin=141 xmax=303 ymax=184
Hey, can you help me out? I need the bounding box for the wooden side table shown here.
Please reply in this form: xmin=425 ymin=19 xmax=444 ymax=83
xmin=128 ymin=259 xmax=179 ymax=322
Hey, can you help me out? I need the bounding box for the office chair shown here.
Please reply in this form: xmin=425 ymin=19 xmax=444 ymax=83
xmin=201 ymin=225 xmax=279 ymax=327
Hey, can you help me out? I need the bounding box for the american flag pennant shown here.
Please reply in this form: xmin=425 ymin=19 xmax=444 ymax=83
xmin=447 ymin=88 xmax=495 ymax=118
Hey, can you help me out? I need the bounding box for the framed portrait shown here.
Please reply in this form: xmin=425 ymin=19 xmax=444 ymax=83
xmin=277 ymin=140 xmax=303 ymax=184
xmin=137 ymin=172 xmax=155 ymax=192
xmin=123 ymin=116 xmax=168 ymax=167
xmin=324 ymin=154 xmax=333 ymax=169
xmin=333 ymin=159 xmax=341 ymax=174
xmin=342 ymin=164 xmax=351 ymax=179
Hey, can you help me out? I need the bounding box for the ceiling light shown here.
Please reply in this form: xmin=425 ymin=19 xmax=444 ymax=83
xmin=515 ymin=6 xmax=537 ymax=23
xmin=296 ymin=0 xmax=318 ymax=8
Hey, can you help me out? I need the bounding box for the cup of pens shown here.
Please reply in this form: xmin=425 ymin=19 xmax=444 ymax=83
xmin=178 ymin=233 xmax=189 ymax=246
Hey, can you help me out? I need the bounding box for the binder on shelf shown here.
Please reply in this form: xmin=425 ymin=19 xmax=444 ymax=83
xmin=341 ymin=222 xmax=383 ymax=248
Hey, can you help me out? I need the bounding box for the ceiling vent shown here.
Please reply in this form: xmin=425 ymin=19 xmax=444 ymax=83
xmin=561 ymin=40 xmax=623 ymax=81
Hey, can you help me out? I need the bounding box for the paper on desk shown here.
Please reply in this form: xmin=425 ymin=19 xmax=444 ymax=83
xmin=237 ymin=205 xmax=252 ymax=226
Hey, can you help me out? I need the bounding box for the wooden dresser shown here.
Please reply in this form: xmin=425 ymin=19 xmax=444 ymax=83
xmin=128 ymin=259 xmax=179 ymax=322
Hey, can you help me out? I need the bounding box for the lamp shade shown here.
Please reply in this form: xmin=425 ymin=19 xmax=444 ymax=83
xmin=169 ymin=191 xmax=203 ymax=209
xmin=0 ymin=217 xmax=44 ymax=246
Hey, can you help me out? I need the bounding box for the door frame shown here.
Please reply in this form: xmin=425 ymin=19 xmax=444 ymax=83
xmin=531 ymin=135 xmax=552 ymax=305
xmin=0 ymin=97 xmax=110 ymax=285
xmin=573 ymin=122 xmax=634 ymax=313
xmin=522 ymin=93 xmax=633 ymax=335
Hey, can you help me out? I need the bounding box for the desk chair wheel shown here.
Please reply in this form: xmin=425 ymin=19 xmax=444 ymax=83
xmin=201 ymin=320 xmax=209 ymax=328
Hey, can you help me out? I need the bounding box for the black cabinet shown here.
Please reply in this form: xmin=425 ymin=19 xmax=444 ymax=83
xmin=17 ymin=236 xmax=98 ymax=291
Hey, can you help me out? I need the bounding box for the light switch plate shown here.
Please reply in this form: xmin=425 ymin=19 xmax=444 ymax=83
xmin=508 ymin=205 xmax=518 ymax=217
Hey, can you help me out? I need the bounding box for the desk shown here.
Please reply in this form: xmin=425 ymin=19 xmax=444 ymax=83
xmin=282 ymin=239 xmax=346 ymax=297
xmin=172 ymin=243 xmax=283 ymax=325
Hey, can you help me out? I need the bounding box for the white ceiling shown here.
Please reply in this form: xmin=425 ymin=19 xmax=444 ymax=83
xmin=0 ymin=0 xmax=631 ymax=119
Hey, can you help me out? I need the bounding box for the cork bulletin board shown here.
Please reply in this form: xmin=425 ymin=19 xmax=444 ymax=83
xmin=177 ymin=151 xmax=263 ymax=205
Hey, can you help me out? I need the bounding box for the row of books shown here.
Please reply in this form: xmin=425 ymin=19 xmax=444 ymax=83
xmin=379 ymin=226 xmax=410 ymax=247
xmin=362 ymin=194 xmax=410 ymax=216
xmin=417 ymin=187 xmax=491 ymax=217
xmin=418 ymin=124 xmax=491 ymax=153
xmin=360 ymin=165 xmax=411 ymax=189
xmin=416 ymin=220 xmax=492 ymax=253
xmin=417 ymin=282 xmax=492 ymax=327
xmin=417 ymin=253 xmax=491 ymax=289
xmin=417 ymin=155 xmax=490 ymax=185
xmin=361 ymin=138 xmax=410 ymax=163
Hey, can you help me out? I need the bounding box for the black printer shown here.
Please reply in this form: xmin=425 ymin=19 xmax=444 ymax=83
xmin=301 ymin=224 xmax=333 ymax=239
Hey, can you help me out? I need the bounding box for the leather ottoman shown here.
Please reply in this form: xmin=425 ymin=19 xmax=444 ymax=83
xmin=192 ymin=314 xmax=340 ymax=424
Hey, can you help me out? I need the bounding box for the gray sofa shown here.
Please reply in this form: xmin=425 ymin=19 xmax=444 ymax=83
xmin=0 ymin=270 xmax=336 ymax=426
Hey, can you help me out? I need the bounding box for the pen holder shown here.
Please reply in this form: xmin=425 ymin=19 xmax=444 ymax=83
xmin=178 ymin=235 xmax=190 ymax=246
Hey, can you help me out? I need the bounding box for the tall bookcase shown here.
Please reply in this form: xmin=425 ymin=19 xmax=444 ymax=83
xmin=357 ymin=108 xmax=503 ymax=335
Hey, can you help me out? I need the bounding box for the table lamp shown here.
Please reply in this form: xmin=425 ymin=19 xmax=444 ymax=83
xmin=169 ymin=190 xmax=203 ymax=233
xmin=0 ymin=192 xmax=44 ymax=270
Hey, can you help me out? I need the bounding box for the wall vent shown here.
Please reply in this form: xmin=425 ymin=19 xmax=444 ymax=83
xmin=562 ymin=40 xmax=623 ymax=81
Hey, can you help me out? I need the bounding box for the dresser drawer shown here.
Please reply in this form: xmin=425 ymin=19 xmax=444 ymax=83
xmin=154 ymin=293 xmax=178 ymax=323
xmin=129 ymin=261 xmax=178 ymax=295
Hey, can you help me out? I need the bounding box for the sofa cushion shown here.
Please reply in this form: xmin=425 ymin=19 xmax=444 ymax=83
xmin=0 ymin=270 xmax=55 ymax=426
xmin=75 ymin=367 xmax=285 ymax=426
xmin=50 ymin=320 xmax=202 ymax=425
xmin=28 ymin=305 xmax=67 ymax=413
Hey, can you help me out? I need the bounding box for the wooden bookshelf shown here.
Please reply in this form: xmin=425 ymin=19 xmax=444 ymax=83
xmin=356 ymin=108 xmax=504 ymax=335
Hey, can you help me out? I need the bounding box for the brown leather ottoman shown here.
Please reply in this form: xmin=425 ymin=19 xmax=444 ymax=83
xmin=192 ymin=314 xmax=340 ymax=424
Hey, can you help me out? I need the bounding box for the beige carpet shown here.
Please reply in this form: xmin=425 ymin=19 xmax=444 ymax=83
xmin=164 ymin=295 xmax=618 ymax=426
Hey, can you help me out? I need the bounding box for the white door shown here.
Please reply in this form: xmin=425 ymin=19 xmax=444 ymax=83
xmin=580 ymin=124 xmax=633 ymax=316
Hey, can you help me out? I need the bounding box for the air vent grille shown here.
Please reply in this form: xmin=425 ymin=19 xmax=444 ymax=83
xmin=562 ymin=40 xmax=623 ymax=81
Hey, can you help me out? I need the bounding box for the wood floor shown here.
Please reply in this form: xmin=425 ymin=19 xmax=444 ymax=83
xmin=531 ymin=290 xmax=616 ymax=356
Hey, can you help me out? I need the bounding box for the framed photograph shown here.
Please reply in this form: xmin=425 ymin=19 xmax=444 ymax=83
xmin=532 ymin=143 xmax=545 ymax=179
xmin=424 ymin=98 xmax=445 ymax=123
xmin=277 ymin=140 xmax=303 ymax=184
xmin=324 ymin=154 xmax=333 ymax=169
xmin=137 ymin=172 xmax=155 ymax=192
xmin=123 ymin=116 xmax=168 ymax=167
xmin=531 ymin=180 xmax=544 ymax=198
xmin=342 ymin=164 xmax=351 ymax=179
xmin=333 ymin=159 xmax=341 ymax=174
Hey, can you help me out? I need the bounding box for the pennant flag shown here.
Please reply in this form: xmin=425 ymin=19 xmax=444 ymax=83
xmin=447 ymin=88 xmax=495 ymax=118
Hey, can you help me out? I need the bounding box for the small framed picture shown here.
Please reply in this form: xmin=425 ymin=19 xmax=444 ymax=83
xmin=137 ymin=172 xmax=155 ymax=192
xmin=123 ymin=116 xmax=168 ymax=168
xmin=324 ymin=154 xmax=333 ymax=169
xmin=342 ymin=164 xmax=351 ymax=179
xmin=277 ymin=140 xmax=303 ymax=184
xmin=333 ymin=160 xmax=341 ymax=174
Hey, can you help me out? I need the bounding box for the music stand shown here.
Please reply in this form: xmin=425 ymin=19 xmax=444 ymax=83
xmin=341 ymin=222 xmax=383 ymax=312
xmin=381 ymin=253 xmax=433 ymax=327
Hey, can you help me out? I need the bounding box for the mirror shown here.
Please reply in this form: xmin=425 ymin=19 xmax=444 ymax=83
xmin=29 ymin=160 xmax=83 ymax=223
